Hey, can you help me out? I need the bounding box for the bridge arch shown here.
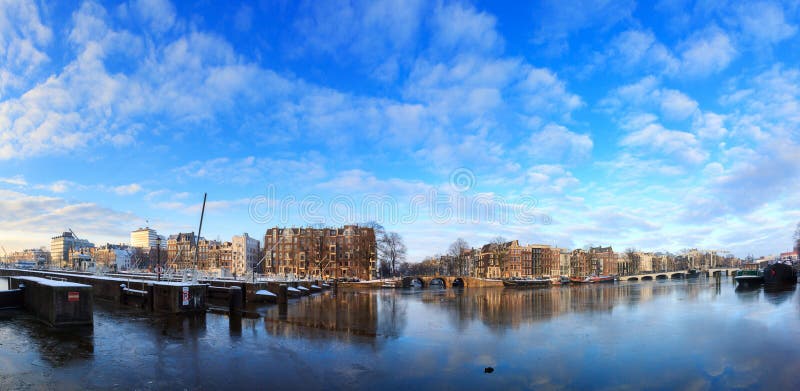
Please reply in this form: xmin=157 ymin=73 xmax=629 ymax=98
xmin=429 ymin=277 xmax=446 ymax=288
xmin=628 ymin=277 xmax=639 ymax=281
xmin=452 ymin=278 xmax=465 ymax=288
xmin=670 ymin=273 xmax=684 ymax=279
xmin=402 ymin=276 xmax=425 ymax=288
xmin=655 ymin=274 xmax=668 ymax=280
xmin=641 ymin=276 xmax=652 ymax=281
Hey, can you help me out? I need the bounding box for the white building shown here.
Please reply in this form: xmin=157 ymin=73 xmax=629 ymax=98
xmin=232 ymin=233 xmax=260 ymax=276
xmin=131 ymin=227 xmax=164 ymax=249
xmin=51 ymin=232 xmax=94 ymax=268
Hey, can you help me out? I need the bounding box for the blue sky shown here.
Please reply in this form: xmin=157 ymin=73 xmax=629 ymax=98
xmin=1 ymin=0 xmax=799 ymax=260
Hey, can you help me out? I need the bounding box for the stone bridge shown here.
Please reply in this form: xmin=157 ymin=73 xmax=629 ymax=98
xmin=618 ymin=270 xmax=689 ymax=282
xmin=401 ymin=276 xmax=503 ymax=288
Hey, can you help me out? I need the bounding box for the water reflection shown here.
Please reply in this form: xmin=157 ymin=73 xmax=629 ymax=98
xmin=262 ymin=291 xmax=407 ymax=344
xmin=763 ymin=284 xmax=797 ymax=306
xmin=1 ymin=277 xmax=799 ymax=390
xmin=258 ymin=281 xmax=726 ymax=338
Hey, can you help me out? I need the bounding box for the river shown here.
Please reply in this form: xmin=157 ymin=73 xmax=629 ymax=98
xmin=1 ymin=277 xmax=799 ymax=390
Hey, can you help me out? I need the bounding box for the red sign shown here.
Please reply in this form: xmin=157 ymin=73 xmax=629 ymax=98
xmin=68 ymin=291 xmax=80 ymax=302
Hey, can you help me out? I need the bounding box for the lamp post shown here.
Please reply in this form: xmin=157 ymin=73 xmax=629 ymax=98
xmin=156 ymin=236 xmax=162 ymax=281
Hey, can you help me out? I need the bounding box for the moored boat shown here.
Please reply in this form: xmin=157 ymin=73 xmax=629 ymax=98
xmin=503 ymin=278 xmax=551 ymax=287
xmin=763 ymin=262 xmax=797 ymax=285
xmin=734 ymin=269 xmax=764 ymax=286
xmin=570 ymin=276 xmax=589 ymax=283
xmin=551 ymin=276 xmax=571 ymax=285
xmin=588 ymin=275 xmax=615 ymax=283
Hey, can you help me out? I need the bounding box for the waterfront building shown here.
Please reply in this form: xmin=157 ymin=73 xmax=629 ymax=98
xmin=131 ymin=227 xmax=164 ymax=249
xmin=263 ymin=225 xmax=376 ymax=280
xmin=637 ymin=252 xmax=654 ymax=273
xmin=68 ymin=246 xmax=95 ymax=271
xmin=559 ymin=249 xmax=571 ymax=276
xmin=478 ymin=241 xmax=514 ymax=279
xmin=505 ymin=240 xmax=524 ymax=278
xmin=50 ymin=232 xmax=94 ymax=268
xmin=570 ymin=249 xmax=590 ymax=277
xmin=232 ymin=233 xmax=261 ymax=276
xmin=6 ymin=248 xmax=50 ymax=267
xmin=541 ymin=246 xmax=561 ymax=277
xmin=207 ymin=241 xmax=233 ymax=275
xmin=590 ymin=246 xmax=615 ymax=275
xmin=94 ymin=244 xmax=134 ymax=271
xmin=167 ymin=232 xmax=196 ymax=270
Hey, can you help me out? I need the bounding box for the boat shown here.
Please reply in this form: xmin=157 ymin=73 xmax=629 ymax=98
xmin=763 ymin=262 xmax=797 ymax=285
xmin=502 ymin=278 xmax=551 ymax=287
xmin=570 ymin=276 xmax=589 ymax=283
xmin=551 ymin=276 xmax=571 ymax=285
xmin=734 ymin=269 xmax=764 ymax=286
xmin=588 ymin=275 xmax=615 ymax=283
xmin=686 ymin=269 xmax=700 ymax=278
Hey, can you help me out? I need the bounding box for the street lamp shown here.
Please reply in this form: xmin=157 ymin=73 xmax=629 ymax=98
xmin=156 ymin=236 xmax=162 ymax=281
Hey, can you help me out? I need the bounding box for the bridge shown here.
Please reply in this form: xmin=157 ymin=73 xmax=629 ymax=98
xmin=618 ymin=270 xmax=689 ymax=282
xmin=401 ymin=276 xmax=503 ymax=288
xmin=706 ymin=268 xmax=740 ymax=276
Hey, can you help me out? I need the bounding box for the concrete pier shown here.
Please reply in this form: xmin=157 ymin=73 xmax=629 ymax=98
xmin=10 ymin=276 xmax=93 ymax=327
xmin=0 ymin=269 xmax=206 ymax=314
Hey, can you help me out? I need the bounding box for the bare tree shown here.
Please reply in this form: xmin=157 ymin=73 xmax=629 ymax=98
xmin=448 ymin=238 xmax=470 ymax=276
xmin=624 ymin=248 xmax=640 ymax=276
xmin=490 ymin=236 xmax=508 ymax=278
xmin=379 ymin=232 xmax=406 ymax=277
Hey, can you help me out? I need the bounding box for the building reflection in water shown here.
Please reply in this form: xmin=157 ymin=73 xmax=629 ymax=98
xmin=261 ymin=281 xmax=701 ymax=340
xmin=262 ymin=291 xmax=407 ymax=345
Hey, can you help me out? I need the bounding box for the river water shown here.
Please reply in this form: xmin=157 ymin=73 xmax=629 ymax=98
xmin=1 ymin=277 xmax=799 ymax=390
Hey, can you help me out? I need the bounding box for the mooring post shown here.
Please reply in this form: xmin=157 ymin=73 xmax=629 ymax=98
xmin=278 ymin=284 xmax=288 ymax=304
xmin=119 ymin=283 xmax=127 ymax=305
xmin=147 ymin=283 xmax=155 ymax=312
xmin=229 ymin=286 xmax=242 ymax=313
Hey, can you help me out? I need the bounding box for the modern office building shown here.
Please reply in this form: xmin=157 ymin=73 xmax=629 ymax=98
xmin=131 ymin=227 xmax=164 ymax=249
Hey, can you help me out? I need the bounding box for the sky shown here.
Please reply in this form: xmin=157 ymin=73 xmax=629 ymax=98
xmin=1 ymin=0 xmax=799 ymax=260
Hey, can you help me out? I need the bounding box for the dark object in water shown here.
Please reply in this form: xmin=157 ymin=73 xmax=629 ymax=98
xmin=735 ymin=269 xmax=764 ymax=286
xmin=763 ymin=263 xmax=797 ymax=285
xmin=484 ymin=367 xmax=494 ymax=373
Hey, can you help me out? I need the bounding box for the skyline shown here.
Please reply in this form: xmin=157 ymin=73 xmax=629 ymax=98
xmin=1 ymin=0 xmax=799 ymax=260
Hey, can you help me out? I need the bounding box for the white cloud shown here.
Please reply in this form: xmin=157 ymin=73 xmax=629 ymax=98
xmin=620 ymin=123 xmax=708 ymax=164
xmin=692 ymin=112 xmax=728 ymax=139
xmin=175 ymin=155 xmax=327 ymax=186
xmin=678 ymin=27 xmax=737 ymax=76
xmin=735 ymin=1 xmax=796 ymax=44
xmin=518 ymin=68 xmax=583 ymax=116
xmin=131 ymin=0 xmax=176 ymax=34
xmin=524 ymin=165 xmax=580 ymax=194
xmin=659 ymin=89 xmax=699 ymax=120
xmin=113 ymin=183 xmax=142 ymax=195
xmin=293 ymin=0 xmax=425 ymax=77
xmin=0 ymin=175 xmax=27 ymax=186
xmin=603 ymin=29 xmax=679 ymax=74
xmin=45 ymin=181 xmax=72 ymax=194
xmin=526 ymin=123 xmax=593 ymax=163
xmin=0 ymin=0 xmax=52 ymax=97
xmin=532 ymin=0 xmax=636 ymax=54
xmin=0 ymin=189 xmax=139 ymax=250
xmin=431 ymin=2 xmax=501 ymax=54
